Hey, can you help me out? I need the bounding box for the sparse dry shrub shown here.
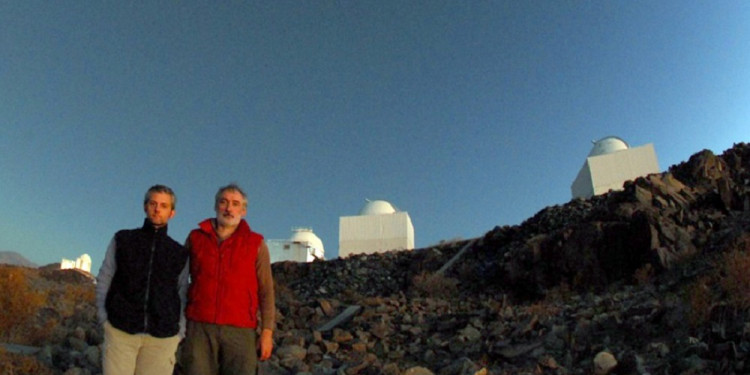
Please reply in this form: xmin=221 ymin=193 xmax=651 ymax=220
xmin=685 ymin=238 xmax=750 ymax=328
xmin=26 ymin=318 xmax=61 ymax=347
xmin=274 ymin=280 xmax=297 ymax=304
xmin=523 ymin=301 xmax=561 ymax=321
xmin=718 ymin=246 xmax=750 ymax=310
xmin=0 ymin=348 xmax=55 ymax=375
xmin=633 ymin=263 xmax=655 ymax=286
xmin=687 ymin=275 xmax=715 ymax=327
xmin=58 ymin=283 xmax=95 ymax=317
xmin=67 ymin=282 xmax=95 ymax=303
xmin=411 ymin=272 xmax=458 ymax=299
xmin=0 ymin=267 xmax=47 ymax=342
xmin=523 ymin=285 xmax=567 ymax=322
xmin=544 ymin=282 xmax=572 ymax=304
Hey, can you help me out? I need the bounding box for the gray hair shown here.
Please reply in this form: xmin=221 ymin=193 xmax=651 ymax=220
xmin=214 ymin=183 xmax=248 ymax=209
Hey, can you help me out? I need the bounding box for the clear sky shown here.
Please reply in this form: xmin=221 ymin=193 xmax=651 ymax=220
xmin=1 ymin=1 xmax=748 ymax=274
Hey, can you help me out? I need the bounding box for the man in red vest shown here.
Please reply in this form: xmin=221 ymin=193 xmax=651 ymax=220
xmin=182 ymin=183 xmax=275 ymax=374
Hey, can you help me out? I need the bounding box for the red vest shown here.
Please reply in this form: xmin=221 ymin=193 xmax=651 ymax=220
xmin=186 ymin=219 xmax=263 ymax=328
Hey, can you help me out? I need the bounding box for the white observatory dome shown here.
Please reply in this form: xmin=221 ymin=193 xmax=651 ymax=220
xmin=359 ymin=200 xmax=396 ymax=215
xmin=588 ymin=136 xmax=629 ymax=157
xmin=290 ymin=228 xmax=324 ymax=253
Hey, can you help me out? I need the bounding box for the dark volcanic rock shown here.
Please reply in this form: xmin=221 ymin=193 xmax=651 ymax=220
xmin=6 ymin=142 xmax=750 ymax=375
xmin=266 ymin=143 xmax=750 ymax=374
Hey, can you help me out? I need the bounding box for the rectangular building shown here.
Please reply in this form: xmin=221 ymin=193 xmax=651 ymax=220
xmin=339 ymin=211 xmax=414 ymax=257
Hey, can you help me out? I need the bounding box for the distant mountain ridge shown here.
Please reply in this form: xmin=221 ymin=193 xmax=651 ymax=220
xmin=0 ymin=251 xmax=38 ymax=268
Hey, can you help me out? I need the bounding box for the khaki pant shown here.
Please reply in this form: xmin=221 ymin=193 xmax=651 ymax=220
xmin=182 ymin=321 xmax=258 ymax=375
xmin=102 ymin=321 xmax=181 ymax=375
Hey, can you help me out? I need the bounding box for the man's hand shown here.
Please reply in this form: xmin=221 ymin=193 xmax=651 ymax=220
xmin=258 ymin=328 xmax=273 ymax=360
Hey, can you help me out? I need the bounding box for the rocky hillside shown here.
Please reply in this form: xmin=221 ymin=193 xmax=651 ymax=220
xmin=3 ymin=142 xmax=749 ymax=375
xmin=265 ymin=142 xmax=750 ymax=375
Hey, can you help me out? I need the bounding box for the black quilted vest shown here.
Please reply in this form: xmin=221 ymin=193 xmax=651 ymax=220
xmin=105 ymin=219 xmax=188 ymax=337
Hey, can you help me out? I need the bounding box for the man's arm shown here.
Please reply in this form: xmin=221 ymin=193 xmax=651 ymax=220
xmin=178 ymin=236 xmax=191 ymax=338
xmin=95 ymin=237 xmax=117 ymax=325
xmin=256 ymin=240 xmax=275 ymax=360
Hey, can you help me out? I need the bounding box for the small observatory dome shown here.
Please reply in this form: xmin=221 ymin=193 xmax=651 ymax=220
xmin=359 ymin=200 xmax=397 ymax=215
xmin=290 ymin=228 xmax=324 ymax=253
xmin=588 ymin=136 xmax=630 ymax=157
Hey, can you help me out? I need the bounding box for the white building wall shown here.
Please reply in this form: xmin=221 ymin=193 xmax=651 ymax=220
xmin=571 ymin=163 xmax=594 ymax=199
xmin=338 ymin=212 xmax=414 ymax=257
xmin=60 ymin=253 xmax=92 ymax=273
xmin=571 ymin=143 xmax=660 ymax=199
xmin=267 ymin=240 xmax=312 ymax=264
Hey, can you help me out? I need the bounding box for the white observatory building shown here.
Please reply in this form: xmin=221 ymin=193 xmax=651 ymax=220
xmin=267 ymin=227 xmax=325 ymax=264
xmin=60 ymin=253 xmax=92 ymax=273
xmin=571 ymin=136 xmax=660 ymax=199
xmin=338 ymin=199 xmax=415 ymax=257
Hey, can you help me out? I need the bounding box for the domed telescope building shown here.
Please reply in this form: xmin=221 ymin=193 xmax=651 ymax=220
xmin=60 ymin=253 xmax=92 ymax=273
xmin=338 ymin=199 xmax=415 ymax=257
xmin=571 ymin=136 xmax=660 ymax=199
xmin=267 ymin=227 xmax=325 ymax=264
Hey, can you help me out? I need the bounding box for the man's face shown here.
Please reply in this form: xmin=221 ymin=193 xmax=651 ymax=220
xmin=215 ymin=190 xmax=247 ymax=227
xmin=144 ymin=192 xmax=175 ymax=228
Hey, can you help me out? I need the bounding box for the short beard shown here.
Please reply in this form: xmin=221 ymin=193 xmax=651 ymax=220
xmin=217 ymin=214 xmax=241 ymax=228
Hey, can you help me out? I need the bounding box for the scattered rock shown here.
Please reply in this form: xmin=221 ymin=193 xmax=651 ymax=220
xmin=5 ymin=143 xmax=750 ymax=375
xmin=593 ymin=351 xmax=617 ymax=375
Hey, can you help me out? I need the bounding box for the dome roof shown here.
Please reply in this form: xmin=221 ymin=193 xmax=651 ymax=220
xmin=588 ymin=136 xmax=629 ymax=156
xmin=359 ymin=200 xmax=396 ymax=215
xmin=290 ymin=228 xmax=324 ymax=252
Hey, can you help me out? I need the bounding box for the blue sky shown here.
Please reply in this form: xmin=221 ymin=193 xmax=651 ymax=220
xmin=1 ymin=1 xmax=748 ymax=274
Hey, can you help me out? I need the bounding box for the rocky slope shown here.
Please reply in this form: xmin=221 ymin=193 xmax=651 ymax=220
xmin=260 ymin=143 xmax=750 ymax=375
xmin=5 ymin=142 xmax=750 ymax=375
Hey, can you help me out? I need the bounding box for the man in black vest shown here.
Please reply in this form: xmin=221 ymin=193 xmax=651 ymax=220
xmin=96 ymin=184 xmax=189 ymax=375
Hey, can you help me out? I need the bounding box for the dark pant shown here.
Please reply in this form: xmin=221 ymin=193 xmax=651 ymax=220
xmin=182 ymin=321 xmax=258 ymax=375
